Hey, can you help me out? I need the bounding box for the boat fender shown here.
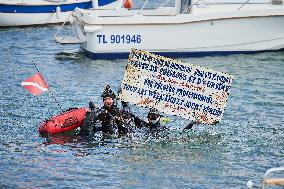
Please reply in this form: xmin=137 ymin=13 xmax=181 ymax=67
xmin=123 ymin=0 xmax=133 ymax=9
xmin=56 ymin=6 xmax=61 ymax=19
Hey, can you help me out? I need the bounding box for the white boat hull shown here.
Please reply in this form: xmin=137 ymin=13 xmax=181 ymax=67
xmin=79 ymin=13 xmax=284 ymax=58
xmin=0 ymin=0 xmax=120 ymax=26
xmin=0 ymin=12 xmax=73 ymax=26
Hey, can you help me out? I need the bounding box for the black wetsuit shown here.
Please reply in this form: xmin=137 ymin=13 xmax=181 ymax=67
xmin=80 ymin=102 xmax=162 ymax=136
xmin=79 ymin=104 xmax=119 ymax=135
xmin=145 ymin=113 xmax=162 ymax=132
xmin=94 ymin=105 xmax=119 ymax=134
xmin=115 ymin=106 xmax=146 ymax=135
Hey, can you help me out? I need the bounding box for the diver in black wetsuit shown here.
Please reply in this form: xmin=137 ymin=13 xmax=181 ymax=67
xmin=94 ymin=95 xmax=119 ymax=134
xmin=80 ymin=85 xmax=140 ymax=136
xmin=142 ymin=108 xmax=200 ymax=133
xmin=79 ymin=86 xmax=119 ymax=136
xmin=115 ymin=101 xmax=147 ymax=136
xmin=80 ymin=85 xmax=201 ymax=136
xmin=145 ymin=108 xmax=162 ymax=132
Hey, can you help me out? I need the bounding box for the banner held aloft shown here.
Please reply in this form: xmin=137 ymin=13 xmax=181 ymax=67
xmin=119 ymin=49 xmax=234 ymax=125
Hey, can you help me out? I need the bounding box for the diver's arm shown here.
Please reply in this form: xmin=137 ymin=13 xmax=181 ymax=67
xmin=132 ymin=114 xmax=147 ymax=128
xmin=80 ymin=110 xmax=97 ymax=135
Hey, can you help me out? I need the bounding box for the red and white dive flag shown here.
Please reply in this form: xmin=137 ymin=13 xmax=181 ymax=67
xmin=21 ymin=73 xmax=49 ymax=96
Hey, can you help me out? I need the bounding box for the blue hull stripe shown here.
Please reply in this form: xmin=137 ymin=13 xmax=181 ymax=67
xmin=0 ymin=0 xmax=116 ymax=13
xmin=81 ymin=48 xmax=280 ymax=60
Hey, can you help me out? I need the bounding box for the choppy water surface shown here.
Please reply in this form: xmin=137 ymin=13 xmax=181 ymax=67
xmin=0 ymin=26 xmax=283 ymax=189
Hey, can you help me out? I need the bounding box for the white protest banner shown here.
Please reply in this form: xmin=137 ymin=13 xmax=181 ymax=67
xmin=119 ymin=49 xmax=234 ymax=125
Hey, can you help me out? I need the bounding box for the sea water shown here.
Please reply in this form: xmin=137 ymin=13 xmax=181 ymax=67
xmin=0 ymin=25 xmax=283 ymax=188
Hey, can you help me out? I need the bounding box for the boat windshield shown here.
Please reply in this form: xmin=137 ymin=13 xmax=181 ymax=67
xmin=131 ymin=0 xmax=175 ymax=9
xmin=180 ymin=0 xmax=191 ymax=13
xmin=131 ymin=0 xmax=192 ymax=14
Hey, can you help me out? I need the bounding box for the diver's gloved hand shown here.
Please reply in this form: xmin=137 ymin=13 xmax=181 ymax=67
xmin=101 ymin=109 xmax=113 ymax=119
xmin=212 ymin=120 xmax=219 ymax=125
xmin=89 ymin=101 xmax=96 ymax=111
xmin=183 ymin=122 xmax=194 ymax=131
xmin=121 ymin=101 xmax=129 ymax=108
xmin=183 ymin=120 xmax=202 ymax=131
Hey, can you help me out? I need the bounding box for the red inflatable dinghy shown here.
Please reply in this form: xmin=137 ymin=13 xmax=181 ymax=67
xmin=39 ymin=107 xmax=88 ymax=135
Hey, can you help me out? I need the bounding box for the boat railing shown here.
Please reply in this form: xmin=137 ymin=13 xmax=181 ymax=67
xmin=54 ymin=11 xmax=85 ymax=44
xmin=53 ymin=11 xmax=73 ymax=39
xmin=262 ymin=167 xmax=284 ymax=188
xmin=237 ymin=0 xmax=250 ymax=11
xmin=237 ymin=0 xmax=278 ymax=11
xmin=138 ymin=0 xmax=149 ymax=15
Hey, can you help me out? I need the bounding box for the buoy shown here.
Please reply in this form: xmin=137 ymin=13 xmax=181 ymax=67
xmin=38 ymin=107 xmax=88 ymax=135
xmin=56 ymin=6 xmax=61 ymax=19
xmin=123 ymin=0 xmax=133 ymax=9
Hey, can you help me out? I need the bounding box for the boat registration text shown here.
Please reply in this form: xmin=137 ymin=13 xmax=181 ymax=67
xmin=97 ymin=34 xmax=141 ymax=44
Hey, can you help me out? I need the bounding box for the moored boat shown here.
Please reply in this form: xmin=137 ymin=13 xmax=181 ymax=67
xmin=0 ymin=0 xmax=120 ymax=27
xmin=58 ymin=0 xmax=284 ymax=59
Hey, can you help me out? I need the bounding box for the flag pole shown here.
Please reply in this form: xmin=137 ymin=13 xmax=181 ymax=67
xmin=32 ymin=61 xmax=64 ymax=112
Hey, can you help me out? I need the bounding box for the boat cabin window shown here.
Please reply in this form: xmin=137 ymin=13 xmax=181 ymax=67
xmin=181 ymin=0 xmax=191 ymax=14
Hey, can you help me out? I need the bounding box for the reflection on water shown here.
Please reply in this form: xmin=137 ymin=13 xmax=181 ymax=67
xmin=54 ymin=51 xmax=87 ymax=61
xmin=42 ymin=128 xmax=223 ymax=149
